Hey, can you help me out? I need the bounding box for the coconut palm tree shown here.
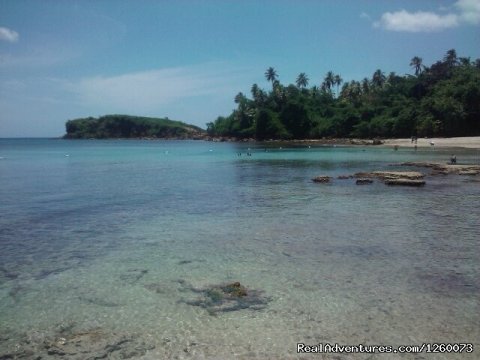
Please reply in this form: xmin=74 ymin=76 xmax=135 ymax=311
xmin=340 ymin=81 xmax=350 ymax=99
xmin=234 ymin=92 xmax=246 ymax=104
xmin=296 ymin=73 xmax=309 ymax=89
xmin=361 ymin=78 xmax=370 ymax=94
xmin=410 ymin=56 xmax=424 ymax=76
xmin=251 ymin=84 xmax=259 ymax=99
xmin=323 ymin=71 xmax=335 ymax=93
xmin=443 ymin=49 xmax=457 ymax=67
xmin=372 ymin=69 xmax=386 ymax=88
xmin=334 ymin=74 xmax=343 ymax=97
xmin=265 ymin=67 xmax=278 ymax=86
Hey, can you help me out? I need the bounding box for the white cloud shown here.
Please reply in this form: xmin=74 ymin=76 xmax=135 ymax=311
xmin=374 ymin=10 xmax=458 ymax=32
xmin=374 ymin=0 xmax=480 ymax=32
xmin=0 ymin=27 xmax=19 ymax=42
xmin=68 ymin=63 xmax=247 ymax=114
xmin=455 ymin=0 xmax=480 ymax=24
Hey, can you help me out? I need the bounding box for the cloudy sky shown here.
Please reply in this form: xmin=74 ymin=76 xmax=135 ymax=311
xmin=1 ymin=0 xmax=479 ymax=137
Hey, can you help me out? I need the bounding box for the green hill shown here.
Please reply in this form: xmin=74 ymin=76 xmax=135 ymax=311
xmin=64 ymin=115 xmax=206 ymax=139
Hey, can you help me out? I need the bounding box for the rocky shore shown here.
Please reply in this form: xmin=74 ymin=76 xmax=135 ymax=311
xmin=312 ymin=162 xmax=479 ymax=187
xmin=398 ymin=162 xmax=480 ymax=175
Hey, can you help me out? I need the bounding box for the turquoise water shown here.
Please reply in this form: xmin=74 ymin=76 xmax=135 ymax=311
xmin=0 ymin=139 xmax=479 ymax=359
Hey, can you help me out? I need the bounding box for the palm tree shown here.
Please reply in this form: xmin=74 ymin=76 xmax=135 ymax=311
xmin=443 ymin=49 xmax=457 ymax=67
xmin=339 ymin=81 xmax=350 ymax=99
xmin=334 ymin=74 xmax=343 ymax=97
xmin=323 ymin=71 xmax=335 ymax=92
xmin=372 ymin=69 xmax=386 ymax=88
xmin=273 ymin=81 xmax=285 ymax=103
xmin=265 ymin=67 xmax=278 ymax=86
xmin=410 ymin=56 xmax=424 ymax=76
xmin=341 ymin=81 xmax=361 ymax=104
xmin=387 ymin=72 xmax=397 ymax=86
xmin=234 ymin=92 xmax=246 ymax=104
xmin=296 ymin=73 xmax=309 ymax=89
xmin=251 ymin=83 xmax=260 ymax=101
xmin=361 ymin=78 xmax=370 ymax=94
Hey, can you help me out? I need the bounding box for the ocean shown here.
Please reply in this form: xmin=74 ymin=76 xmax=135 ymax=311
xmin=0 ymin=139 xmax=479 ymax=359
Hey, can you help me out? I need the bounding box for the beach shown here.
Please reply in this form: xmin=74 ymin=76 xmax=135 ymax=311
xmin=382 ymin=136 xmax=480 ymax=149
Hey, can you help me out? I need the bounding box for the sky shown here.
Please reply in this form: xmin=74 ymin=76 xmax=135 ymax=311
xmin=1 ymin=0 xmax=479 ymax=137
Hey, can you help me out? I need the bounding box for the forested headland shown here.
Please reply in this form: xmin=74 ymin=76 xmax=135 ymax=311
xmin=64 ymin=115 xmax=205 ymax=139
xmin=207 ymin=49 xmax=480 ymax=140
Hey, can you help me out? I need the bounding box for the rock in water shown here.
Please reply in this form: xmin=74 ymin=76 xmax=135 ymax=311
xmin=384 ymin=179 xmax=426 ymax=186
xmin=356 ymin=178 xmax=373 ymax=185
xmin=182 ymin=281 xmax=270 ymax=315
xmin=312 ymin=176 xmax=331 ymax=183
xmin=354 ymin=171 xmax=425 ymax=180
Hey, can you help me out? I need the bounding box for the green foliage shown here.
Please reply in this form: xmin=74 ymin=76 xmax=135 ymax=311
xmin=208 ymin=50 xmax=479 ymax=139
xmin=64 ymin=115 xmax=204 ymax=139
xmin=255 ymin=108 xmax=290 ymax=140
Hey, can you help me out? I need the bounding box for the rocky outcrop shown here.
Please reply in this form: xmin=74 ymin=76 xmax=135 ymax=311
xmin=312 ymin=176 xmax=331 ymax=183
xmin=399 ymin=162 xmax=480 ymax=175
xmin=354 ymin=171 xmax=425 ymax=180
xmin=351 ymin=170 xmax=427 ymax=186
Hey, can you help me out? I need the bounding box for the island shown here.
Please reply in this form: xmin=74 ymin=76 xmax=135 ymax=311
xmin=64 ymin=114 xmax=206 ymax=139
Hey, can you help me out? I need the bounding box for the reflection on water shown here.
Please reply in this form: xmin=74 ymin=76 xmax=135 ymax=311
xmin=0 ymin=139 xmax=479 ymax=359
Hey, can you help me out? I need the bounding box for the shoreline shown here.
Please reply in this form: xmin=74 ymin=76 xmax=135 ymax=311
xmin=55 ymin=135 xmax=480 ymax=149
xmin=381 ymin=136 xmax=480 ymax=149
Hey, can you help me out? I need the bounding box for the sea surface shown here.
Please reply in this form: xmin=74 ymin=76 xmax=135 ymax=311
xmin=0 ymin=138 xmax=479 ymax=359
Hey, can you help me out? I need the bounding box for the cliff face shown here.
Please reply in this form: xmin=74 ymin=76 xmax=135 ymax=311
xmin=64 ymin=115 xmax=206 ymax=139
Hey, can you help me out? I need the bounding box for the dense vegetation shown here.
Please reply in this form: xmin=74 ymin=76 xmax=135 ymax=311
xmin=64 ymin=115 xmax=205 ymax=139
xmin=207 ymin=49 xmax=480 ymax=140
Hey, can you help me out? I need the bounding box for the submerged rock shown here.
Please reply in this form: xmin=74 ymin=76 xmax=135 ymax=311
xmin=356 ymin=178 xmax=373 ymax=185
xmin=312 ymin=176 xmax=331 ymax=183
xmin=119 ymin=269 xmax=148 ymax=284
xmin=182 ymin=281 xmax=270 ymax=315
xmin=384 ymin=179 xmax=426 ymax=186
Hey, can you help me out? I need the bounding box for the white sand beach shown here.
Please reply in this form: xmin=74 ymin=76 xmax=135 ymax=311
xmin=383 ymin=136 xmax=480 ymax=149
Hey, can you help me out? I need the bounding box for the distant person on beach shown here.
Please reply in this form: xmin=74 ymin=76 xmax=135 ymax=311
xmin=450 ymin=155 xmax=457 ymax=164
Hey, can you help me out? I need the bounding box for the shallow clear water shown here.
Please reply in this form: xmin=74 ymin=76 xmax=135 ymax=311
xmin=0 ymin=139 xmax=479 ymax=359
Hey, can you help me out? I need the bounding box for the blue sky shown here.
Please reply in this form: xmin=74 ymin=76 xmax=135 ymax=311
xmin=1 ymin=0 xmax=479 ymax=137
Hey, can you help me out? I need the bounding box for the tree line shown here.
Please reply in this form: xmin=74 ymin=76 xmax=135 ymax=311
xmin=207 ymin=49 xmax=480 ymax=140
xmin=64 ymin=114 xmax=205 ymax=139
